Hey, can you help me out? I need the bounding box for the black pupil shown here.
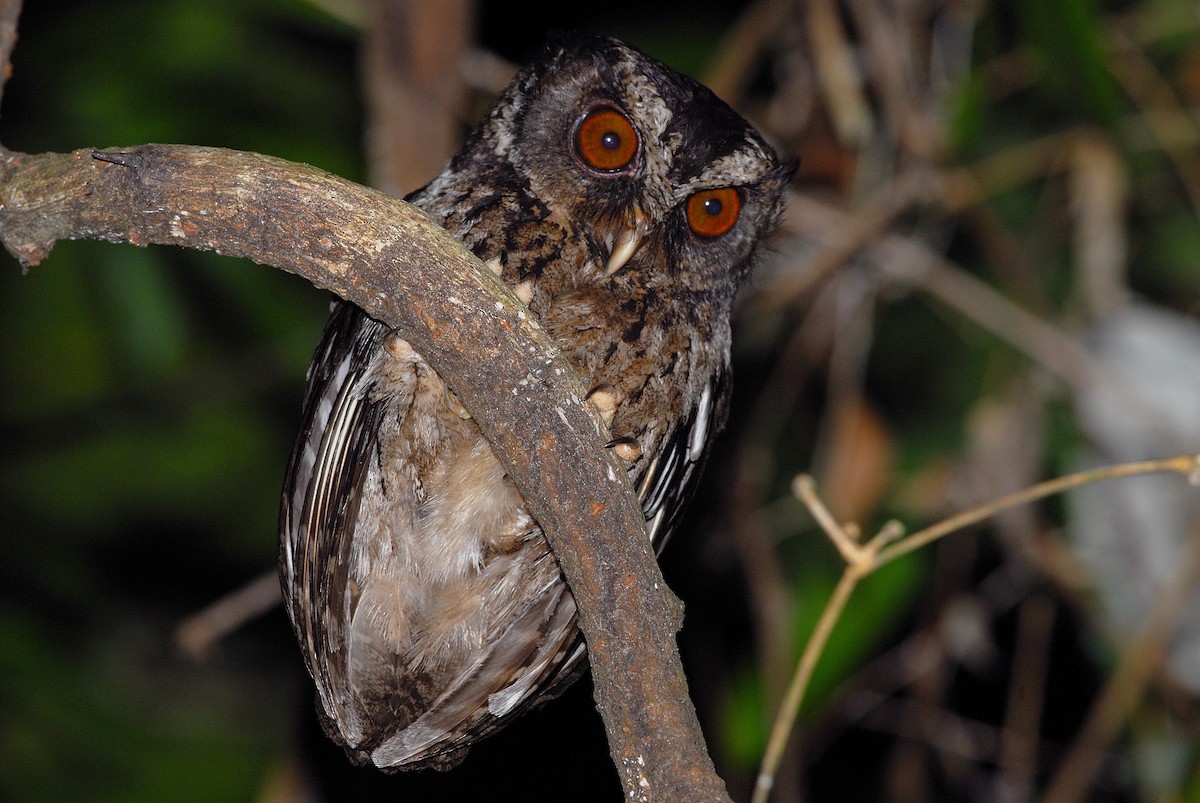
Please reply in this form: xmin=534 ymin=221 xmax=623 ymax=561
xmin=703 ymin=197 xmax=723 ymax=216
xmin=601 ymin=131 xmax=621 ymax=150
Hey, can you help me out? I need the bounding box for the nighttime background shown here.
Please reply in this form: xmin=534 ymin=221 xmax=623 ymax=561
xmin=2 ymin=1 xmax=1200 ymax=800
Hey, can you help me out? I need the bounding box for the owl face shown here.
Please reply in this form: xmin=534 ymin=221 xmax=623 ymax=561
xmin=475 ymin=34 xmax=791 ymax=294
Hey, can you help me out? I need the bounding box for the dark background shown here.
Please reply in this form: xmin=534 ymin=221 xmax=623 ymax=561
xmin=2 ymin=1 xmax=1199 ymax=801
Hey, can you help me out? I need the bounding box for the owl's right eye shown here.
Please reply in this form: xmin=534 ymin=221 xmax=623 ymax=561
xmin=574 ymin=105 xmax=640 ymax=174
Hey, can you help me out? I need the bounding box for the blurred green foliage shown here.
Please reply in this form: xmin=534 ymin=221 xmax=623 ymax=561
xmin=0 ymin=1 xmax=356 ymax=799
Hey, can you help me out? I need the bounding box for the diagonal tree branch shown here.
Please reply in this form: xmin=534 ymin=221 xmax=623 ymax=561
xmin=0 ymin=141 xmax=729 ymax=802
xmin=0 ymin=3 xmax=731 ymax=793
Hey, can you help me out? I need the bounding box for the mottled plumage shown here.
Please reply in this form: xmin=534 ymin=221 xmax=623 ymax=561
xmin=280 ymin=32 xmax=790 ymax=770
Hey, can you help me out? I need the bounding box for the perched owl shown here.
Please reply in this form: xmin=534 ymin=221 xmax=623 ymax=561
xmin=280 ymin=32 xmax=791 ymax=771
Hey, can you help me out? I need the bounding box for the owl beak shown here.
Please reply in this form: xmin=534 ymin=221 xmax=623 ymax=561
xmin=604 ymin=209 xmax=648 ymax=278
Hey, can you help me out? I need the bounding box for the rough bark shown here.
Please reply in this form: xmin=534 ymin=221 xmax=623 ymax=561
xmin=0 ymin=0 xmax=735 ymax=793
xmin=0 ymin=140 xmax=731 ymax=801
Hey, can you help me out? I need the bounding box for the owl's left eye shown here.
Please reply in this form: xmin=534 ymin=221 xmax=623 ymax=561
xmin=686 ymin=188 xmax=742 ymax=238
xmin=574 ymin=105 xmax=640 ymax=173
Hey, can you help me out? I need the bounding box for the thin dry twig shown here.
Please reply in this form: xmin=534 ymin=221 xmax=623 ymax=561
xmin=998 ymin=594 xmax=1056 ymax=800
xmin=174 ymin=571 xmax=281 ymax=659
xmin=806 ymin=0 xmax=871 ymax=147
xmin=765 ymin=170 xmax=942 ymax=308
xmin=776 ymin=187 xmax=1188 ymax=446
xmin=1040 ymin=521 xmax=1200 ymax=803
xmin=706 ymin=0 xmax=794 ymax=103
xmin=844 ymin=0 xmax=932 ymax=162
xmin=874 ymin=455 xmax=1200 ymax=569
xmin=1105 ymin=25 xmax=1200 ymax=220
xmin=750 ymin=454 xmax=1200 ymax=801
xmin=751 ymin=476 xmax=903 ymax=803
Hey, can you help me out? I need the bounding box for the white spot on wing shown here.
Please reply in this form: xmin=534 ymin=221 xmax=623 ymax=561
xmin=688 ymin=380 xmax=713 ymax=462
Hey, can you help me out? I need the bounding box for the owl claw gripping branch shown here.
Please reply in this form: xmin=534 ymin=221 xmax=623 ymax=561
xmin=280 ymin=32 xmax=792 ymax=770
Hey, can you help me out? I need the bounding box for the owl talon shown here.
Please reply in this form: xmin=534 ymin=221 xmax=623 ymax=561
xmin=384 ymin=334 xmax=416 ymax=360
xmin=514 ymin=279 xmax=535 ymax=305
xmin=585 ymin=384 xmax=619 ymax=426
xmin=445 ymin=387 xmax=472 ymax=419
xmin=605 ymin=435 xmax=643 ymax=463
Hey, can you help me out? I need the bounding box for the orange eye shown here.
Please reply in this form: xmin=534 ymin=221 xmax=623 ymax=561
xmin=686 ymin=188 xmax=741 ymax=238
xmin=574 ymin=106 xmax=639 ymax=173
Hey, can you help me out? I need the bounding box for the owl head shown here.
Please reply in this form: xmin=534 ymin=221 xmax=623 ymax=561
xmin=454 ymin=33 xmax=792 ymax=300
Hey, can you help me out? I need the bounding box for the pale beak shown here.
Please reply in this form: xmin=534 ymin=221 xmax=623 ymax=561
xmin=604 ymin=208 xmax=648 ymax=278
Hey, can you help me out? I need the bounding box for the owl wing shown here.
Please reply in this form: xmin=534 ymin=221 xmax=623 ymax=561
xmin=282 ymin=304 xmax=731 ymax=768
xmin=281 ymin=302 xmax=590 ymax=768
xmin=639 ymin=369 xmax=729 ymax=551
xmin=279 ymin=302 xmax=387 ymax=745
xmin=358 ymin=369 xmax=733 ymax=770
xmin=384 ymin=373 xmax=736 ymax=765
xmin=368 ymin=547 xmax=581 ymax=767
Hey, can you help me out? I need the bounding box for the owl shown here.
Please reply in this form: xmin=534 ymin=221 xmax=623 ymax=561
xmin=280 ymin=32 xmax=791 ymax=771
